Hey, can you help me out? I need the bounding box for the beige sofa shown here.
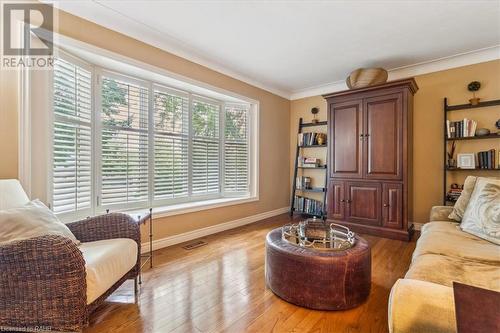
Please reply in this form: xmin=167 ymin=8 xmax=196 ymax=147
xmin=388 ymin=206 xmax=500 ymax=333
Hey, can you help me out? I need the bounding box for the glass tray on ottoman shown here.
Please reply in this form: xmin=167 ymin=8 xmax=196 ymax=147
xmin=282 ymin=218 xmax=356 ymax=251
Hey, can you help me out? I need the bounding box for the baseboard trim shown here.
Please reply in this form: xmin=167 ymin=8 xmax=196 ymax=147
xmin=141 ymin=206 xmax=289 ymax=253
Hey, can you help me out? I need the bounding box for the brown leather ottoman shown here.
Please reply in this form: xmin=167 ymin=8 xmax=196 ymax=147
xmin=265 ymin=227 xmax=371 ymax=310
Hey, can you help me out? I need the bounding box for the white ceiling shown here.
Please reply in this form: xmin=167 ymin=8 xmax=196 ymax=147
xmin=51 ymin=1 xmax=500 ymax=99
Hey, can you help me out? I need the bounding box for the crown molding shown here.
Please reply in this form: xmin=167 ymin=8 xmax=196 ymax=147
xmin=290 ymin=45 xmax=500 ymax=100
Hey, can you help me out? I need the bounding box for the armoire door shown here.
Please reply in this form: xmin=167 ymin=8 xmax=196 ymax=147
xmin=363 ymin=93 xmax=403 ymax=180
xmin=329 ymin=100 xmax=363 ymax=179
xmin=345 ymin=181 xmax=381 ymax=226
xmin=382 ymin=183 xmax=403 ymax=229
xmin=327 ymin=180 xmax=345 ymax=220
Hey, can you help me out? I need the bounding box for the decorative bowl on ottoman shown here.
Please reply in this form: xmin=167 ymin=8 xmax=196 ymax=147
xmin=265 ymin=220 xmax=371 ymax=310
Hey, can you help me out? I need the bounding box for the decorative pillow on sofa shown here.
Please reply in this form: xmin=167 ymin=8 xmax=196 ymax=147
xmin=448 ymin=176 xmax=477 ymax=221
xmin=460 ymin=177 xmax=500 ymax=245
xmin=0 ymin=199 xmax=79 ymax=245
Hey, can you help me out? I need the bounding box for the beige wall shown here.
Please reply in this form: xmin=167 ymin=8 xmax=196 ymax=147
xmin=0 ymin=69 xmax=19 ymax=179
xmin=0 ymin=8 xmax=290 ymax=242
xmin=290 ymin=60 xmax=500 ymax=223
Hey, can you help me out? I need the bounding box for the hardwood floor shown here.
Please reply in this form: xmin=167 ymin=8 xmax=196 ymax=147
xmin=85 ymin=214 xmax=417 ymax=333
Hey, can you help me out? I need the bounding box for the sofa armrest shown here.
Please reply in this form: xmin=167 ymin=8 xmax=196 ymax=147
xmin=0 ymin=235 xmax=87 ymax=332
xmin=429 ymin=206 xmax=456 ymax=222
xmin=67 ymin=213 xmax=140 ymax=245
xmin=388 ymin=279 xmax=456 ymax=333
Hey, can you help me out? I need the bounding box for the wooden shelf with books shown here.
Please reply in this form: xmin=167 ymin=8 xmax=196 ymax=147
xmin=443 ymin=97 xmax=500 ymax=205
xmin=297 ymin=187 xmax=326 ymax=193
xmin=298 ymin=144 xmax=327 ymax=148
xmin=291 ymin=117 xmax=328 ymax=220
xmin=445 ymin=133 xmax=499 ymax=141
xmin=446 ymin=167 xmax=500 ymax=171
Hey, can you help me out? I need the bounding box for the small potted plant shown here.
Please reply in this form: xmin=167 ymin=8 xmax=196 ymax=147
xmin=467 ymin=81 xmax=481 ymax=106
xmin=447 ymin=141 xmax=456 ymax=168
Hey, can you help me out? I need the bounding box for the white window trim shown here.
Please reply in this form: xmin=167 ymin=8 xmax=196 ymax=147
xmin=21 ymin=40 xmax=260 ymax=222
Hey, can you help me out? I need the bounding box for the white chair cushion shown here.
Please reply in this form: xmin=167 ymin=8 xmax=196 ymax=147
xmin=79 ymin=238 xmax=138 ymax=304
xmin=0 ymin=199 xmax=79 ymax=245
xmin=0 ymin=179 xmax=29 ymax=210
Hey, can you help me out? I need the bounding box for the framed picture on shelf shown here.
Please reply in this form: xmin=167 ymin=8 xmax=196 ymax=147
xmin=457 ymin=153 xmax=475 ymax=169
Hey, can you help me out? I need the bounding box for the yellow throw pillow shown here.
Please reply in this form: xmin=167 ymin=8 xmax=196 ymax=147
xmin=0 ymin=199 xmax=79 ymax=245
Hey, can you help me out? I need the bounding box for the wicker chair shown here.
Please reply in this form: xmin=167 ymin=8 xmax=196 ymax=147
xmin=0 ymin=180 xmax=141 ymax=332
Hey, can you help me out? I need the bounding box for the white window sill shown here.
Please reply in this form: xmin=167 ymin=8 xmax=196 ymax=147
xmin=125 ymin=196 xmax=259 ymax=220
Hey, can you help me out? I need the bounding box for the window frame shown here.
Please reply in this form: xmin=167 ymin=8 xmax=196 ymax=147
xmin=46 ymin=49 xmax=257 ymax=220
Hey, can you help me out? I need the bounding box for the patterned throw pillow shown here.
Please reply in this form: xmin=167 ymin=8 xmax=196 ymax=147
xmin=448 ymin=176 xmax=477 ymax=221
xmin=460 ymin=177 xmax=500 ymax=245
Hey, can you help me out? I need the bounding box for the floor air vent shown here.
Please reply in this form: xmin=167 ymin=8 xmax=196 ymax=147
xmin=182 ymin=240 xmax=207 ymax=250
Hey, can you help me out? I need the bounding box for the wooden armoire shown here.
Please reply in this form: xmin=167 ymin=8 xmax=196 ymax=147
xmin=323 ymin=78 xmax=418 ymax=240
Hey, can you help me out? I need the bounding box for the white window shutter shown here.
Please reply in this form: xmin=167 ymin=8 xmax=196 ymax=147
xmin=192 ymin=99 xmax=220 ymax=195
xmin=52 ymin=58 xmax=92 ymax=214
xmin=153 ymin=88 xmax=189 ymax=201
xmin=224 ymin=104 xmax=249 ymax=193
xmin=100 ymin=76 xmax=149 ymax=207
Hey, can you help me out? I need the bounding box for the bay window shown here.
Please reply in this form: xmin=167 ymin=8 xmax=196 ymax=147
xmin=46 ymin=51 xmax=256 ymax=220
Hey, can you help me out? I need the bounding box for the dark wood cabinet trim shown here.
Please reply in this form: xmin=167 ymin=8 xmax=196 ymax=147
xmin=345 ymin=181 xmax=381 ymax=226
xmin=327 ymin=180 xmax=345 ymax=220
xmin=382 ymin=183 xmax=403 ymax=229
xmin=328 ymin=100 xmax=363 ymax=179
xmin=363 ymin=93 xmax=403 ymax=180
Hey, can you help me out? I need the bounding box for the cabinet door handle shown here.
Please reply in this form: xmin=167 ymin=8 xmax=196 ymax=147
xmin=383 ymin=203 xmax=389 ymax=207
xmin=359 ymin=134 xmax=364 ymax=140
xmin=346 ymin=199 xmax=352 ymax=203
xmin=340 ymin=199 xmax=345 ymax=202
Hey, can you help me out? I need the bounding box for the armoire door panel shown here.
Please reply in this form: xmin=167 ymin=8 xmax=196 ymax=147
xmin=383 ymin=183 xmax=403 ymax=229
xmin=364 ymin=93 xmax=403 ymax=180
xmin=345 ymin=182 xmax=381 ymax=226
xmin=329 ymin=100 xmax=363 ymax=178
xmin=328 ymin=180 xmax=345 ymax=220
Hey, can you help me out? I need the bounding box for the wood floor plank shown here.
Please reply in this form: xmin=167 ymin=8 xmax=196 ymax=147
xmin=84 ymin=214 xmax=417 ymax=333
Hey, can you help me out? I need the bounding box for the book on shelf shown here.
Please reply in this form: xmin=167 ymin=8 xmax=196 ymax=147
xmin=297 ymin=132 xmax=327 ymax=146
xmin=476 ymin=149 xmax=497 ymax=169
xmin=293 ymin=195 xmax=324 ymax=216
xmin=298 ymin=156 xmax=320 ymax=167
xmin=295 ymin=176 xmax=312 ymax=190
xmin=446 ymin=118 xmax=477 ymax=138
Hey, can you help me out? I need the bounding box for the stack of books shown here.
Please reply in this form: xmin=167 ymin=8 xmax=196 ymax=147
xmin=477 ymin=149 xmax=497 ymax=169
xmin=298 ymin=132 xmax=326 ymax=146
xmin=293 ymin=195 xmax=323 ymax=216
xmin=446 ymin=119 xmax=477 ymax=138
xmin=447 ymin=187 xmax=463 ymax=203
xmin=295 ymin=176 xmax=311 ymax=190
xmin=298 ymin=156 xmax=320 ymax=168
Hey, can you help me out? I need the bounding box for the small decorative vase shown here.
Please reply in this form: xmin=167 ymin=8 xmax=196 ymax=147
xmin=317 ymin=133 xmax=326 ymax=145
xmin=448 ymin=159 xmax=456 ymax=169
xmin=469 ymin=97 xmax=480 ymax=106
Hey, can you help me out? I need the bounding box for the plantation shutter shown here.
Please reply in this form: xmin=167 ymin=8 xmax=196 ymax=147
xmin=153 ymin=87 xmax=189 ymax=201
xmin=100 ymin=75 xmax=149 ymax=207
xmin=224 ymin=104 xmax=249 ymax=193
xmin=192 ymin=99 xmax=220 ymax=195
xmin=52 ymin=57 xmax=92 ymax=214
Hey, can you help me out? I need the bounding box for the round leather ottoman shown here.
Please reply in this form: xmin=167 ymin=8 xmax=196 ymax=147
xmin=265 ymin=227 xmax=371 ymax=310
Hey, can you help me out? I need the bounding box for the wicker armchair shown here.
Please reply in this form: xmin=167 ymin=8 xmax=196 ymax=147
xmin=0 ymin=181 xmax=141 ymax=332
